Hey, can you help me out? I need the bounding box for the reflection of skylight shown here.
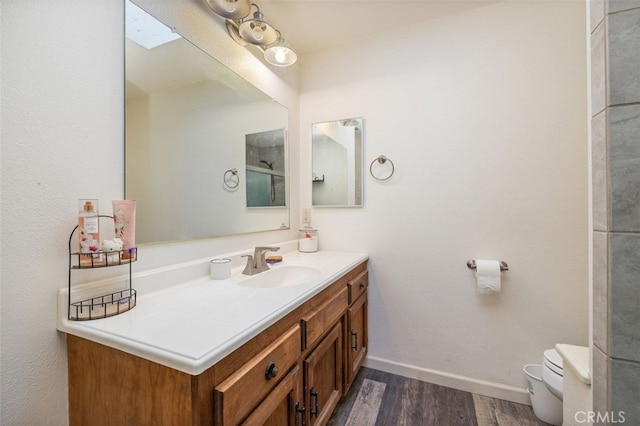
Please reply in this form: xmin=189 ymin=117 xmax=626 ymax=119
xmin=125 ymin=0 xmax=181 ymax=49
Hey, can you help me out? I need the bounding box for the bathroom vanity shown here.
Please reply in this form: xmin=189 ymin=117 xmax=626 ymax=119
xmin=59 ymin=250 xmax=368 ymax=425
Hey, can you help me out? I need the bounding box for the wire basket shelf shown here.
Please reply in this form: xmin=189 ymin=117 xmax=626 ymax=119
xmin=69 ymin=289 xmax=137 ymax=321
xmin=68 ymin=216 xmax=137 ymax=321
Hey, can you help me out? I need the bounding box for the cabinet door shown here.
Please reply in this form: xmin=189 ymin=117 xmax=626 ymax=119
xmin=345 ymin=292 xmax=367 ymax=395
xmin=241 ymin=365 xmax=303 ymax=426
xmin=304 ymin=321 xmax=343 ymax=426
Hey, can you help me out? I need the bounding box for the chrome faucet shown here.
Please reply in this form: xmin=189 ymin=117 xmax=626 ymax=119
xmin=242 ymin=246 xmax=280 ymax=275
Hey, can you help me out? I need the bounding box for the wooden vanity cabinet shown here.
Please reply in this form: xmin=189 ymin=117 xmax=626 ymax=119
xmin=66 ymin=260 xmax=368 ymax=426
xmin=345 ymin=269 xmax=368 ymax=395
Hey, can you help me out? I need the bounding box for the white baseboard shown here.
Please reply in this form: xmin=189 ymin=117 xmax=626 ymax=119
xmin=363 ymin=355 xmax=531 ymax=405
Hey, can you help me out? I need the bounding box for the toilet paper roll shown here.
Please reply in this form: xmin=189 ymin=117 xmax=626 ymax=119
xmin=475 ymin=259 xmax=501 ymax=294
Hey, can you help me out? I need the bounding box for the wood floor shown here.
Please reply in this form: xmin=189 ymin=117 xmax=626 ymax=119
xmin=328 ymin=367 xmax=550 ymax=426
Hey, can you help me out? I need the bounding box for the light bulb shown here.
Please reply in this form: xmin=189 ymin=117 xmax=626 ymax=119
xmin=265 ymin=41 xmax=297 ymax=67
xmin=274 ymin=48 xmax=286 ymax=64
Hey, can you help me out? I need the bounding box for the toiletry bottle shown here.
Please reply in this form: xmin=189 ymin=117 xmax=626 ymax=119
xmin=298 ymin=226 xmax=319 ymax=252
xmin=78 ymin=199 xmax=101 ymax=266
xmin=112 ymin=200 xmax=136 ymax=260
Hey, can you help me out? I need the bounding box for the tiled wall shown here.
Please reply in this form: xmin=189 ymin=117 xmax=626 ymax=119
xmin=591 ymin=0 xmax=640 ymax=422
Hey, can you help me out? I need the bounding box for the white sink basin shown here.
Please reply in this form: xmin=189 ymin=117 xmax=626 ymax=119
xmin=235 ymin=265 xmax=324 ymax=288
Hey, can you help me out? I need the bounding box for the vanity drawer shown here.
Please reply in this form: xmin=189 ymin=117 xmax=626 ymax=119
xmin=347 ymin=269 xmax=368 ymax=305
xmin=214 ymin=325 xmax=301 ymax=425
xmin=301 ymin=286 xmax=348 ymax=351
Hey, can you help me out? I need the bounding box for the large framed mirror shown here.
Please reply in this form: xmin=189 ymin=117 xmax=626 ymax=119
xmin=125 ymin=1 xmax=289 ymax=244
xmin=312 ymin=117 xmax=364 ymax=207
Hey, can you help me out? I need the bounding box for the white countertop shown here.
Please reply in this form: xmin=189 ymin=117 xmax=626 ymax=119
xmin=58 ymin=249 xmax=368 ymax=375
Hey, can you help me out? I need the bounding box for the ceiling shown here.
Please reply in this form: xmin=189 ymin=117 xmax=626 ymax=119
xmin=243 ymin=1 xmax=499 ymax=55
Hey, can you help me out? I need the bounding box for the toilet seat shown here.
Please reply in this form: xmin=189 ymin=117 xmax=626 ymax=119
xmin=542 ymin=348 xmax=563 ymax=401
xmin=543 ymin=349 xmax=563 ymax=376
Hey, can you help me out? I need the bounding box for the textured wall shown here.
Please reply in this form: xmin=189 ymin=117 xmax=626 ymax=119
xmin=1 ymin=2 xmax=125 ymax=424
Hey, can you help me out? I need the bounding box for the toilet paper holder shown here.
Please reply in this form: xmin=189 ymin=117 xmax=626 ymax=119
xmin=467 ymin=259 xmax=509 ymax=271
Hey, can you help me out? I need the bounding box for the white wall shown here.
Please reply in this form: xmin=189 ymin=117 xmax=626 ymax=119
xmin=0 ymin=1 xmax=298 ymax=424
xmin=299 ymin=1 xmax=589 ymax=401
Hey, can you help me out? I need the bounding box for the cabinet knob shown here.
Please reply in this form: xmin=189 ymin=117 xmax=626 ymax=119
xmin=265 ymin=361 xmax=279 ymax=380
xmin=359 ymin=283 xmax=365 ymax=290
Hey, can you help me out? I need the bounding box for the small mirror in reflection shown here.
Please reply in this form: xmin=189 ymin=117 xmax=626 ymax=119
xmin=246 ymin=129 xmax=287 ymax=207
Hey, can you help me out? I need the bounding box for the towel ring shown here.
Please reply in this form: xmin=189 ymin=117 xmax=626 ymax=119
xmin=369 ymin=155 xmax=395 ymax=181
xmin=223 ymin=168 xmax=239 ymax=189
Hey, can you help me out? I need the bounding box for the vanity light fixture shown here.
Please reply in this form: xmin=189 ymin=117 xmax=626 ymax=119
xmin=206 ymin=1 xmax=297 ymax=66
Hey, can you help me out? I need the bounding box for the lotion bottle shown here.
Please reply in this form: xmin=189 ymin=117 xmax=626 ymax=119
xmin=78 ymin=199 xmax=101 ymax=266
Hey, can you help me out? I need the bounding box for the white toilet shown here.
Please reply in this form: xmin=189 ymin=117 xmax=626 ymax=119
xmin=541 ymin=348 xmax=563 ymax=401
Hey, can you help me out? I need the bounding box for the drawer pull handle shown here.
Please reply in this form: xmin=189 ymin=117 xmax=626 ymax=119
xmin=359 ymin=283 xmax=365 ymax=290
xmin=265 ymin=361 xmax=279 ymax=380
xmin=351 ymin=330 xmax=358 ymax=350
xmin=309 ymin=388 xmax=319 ymax=418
